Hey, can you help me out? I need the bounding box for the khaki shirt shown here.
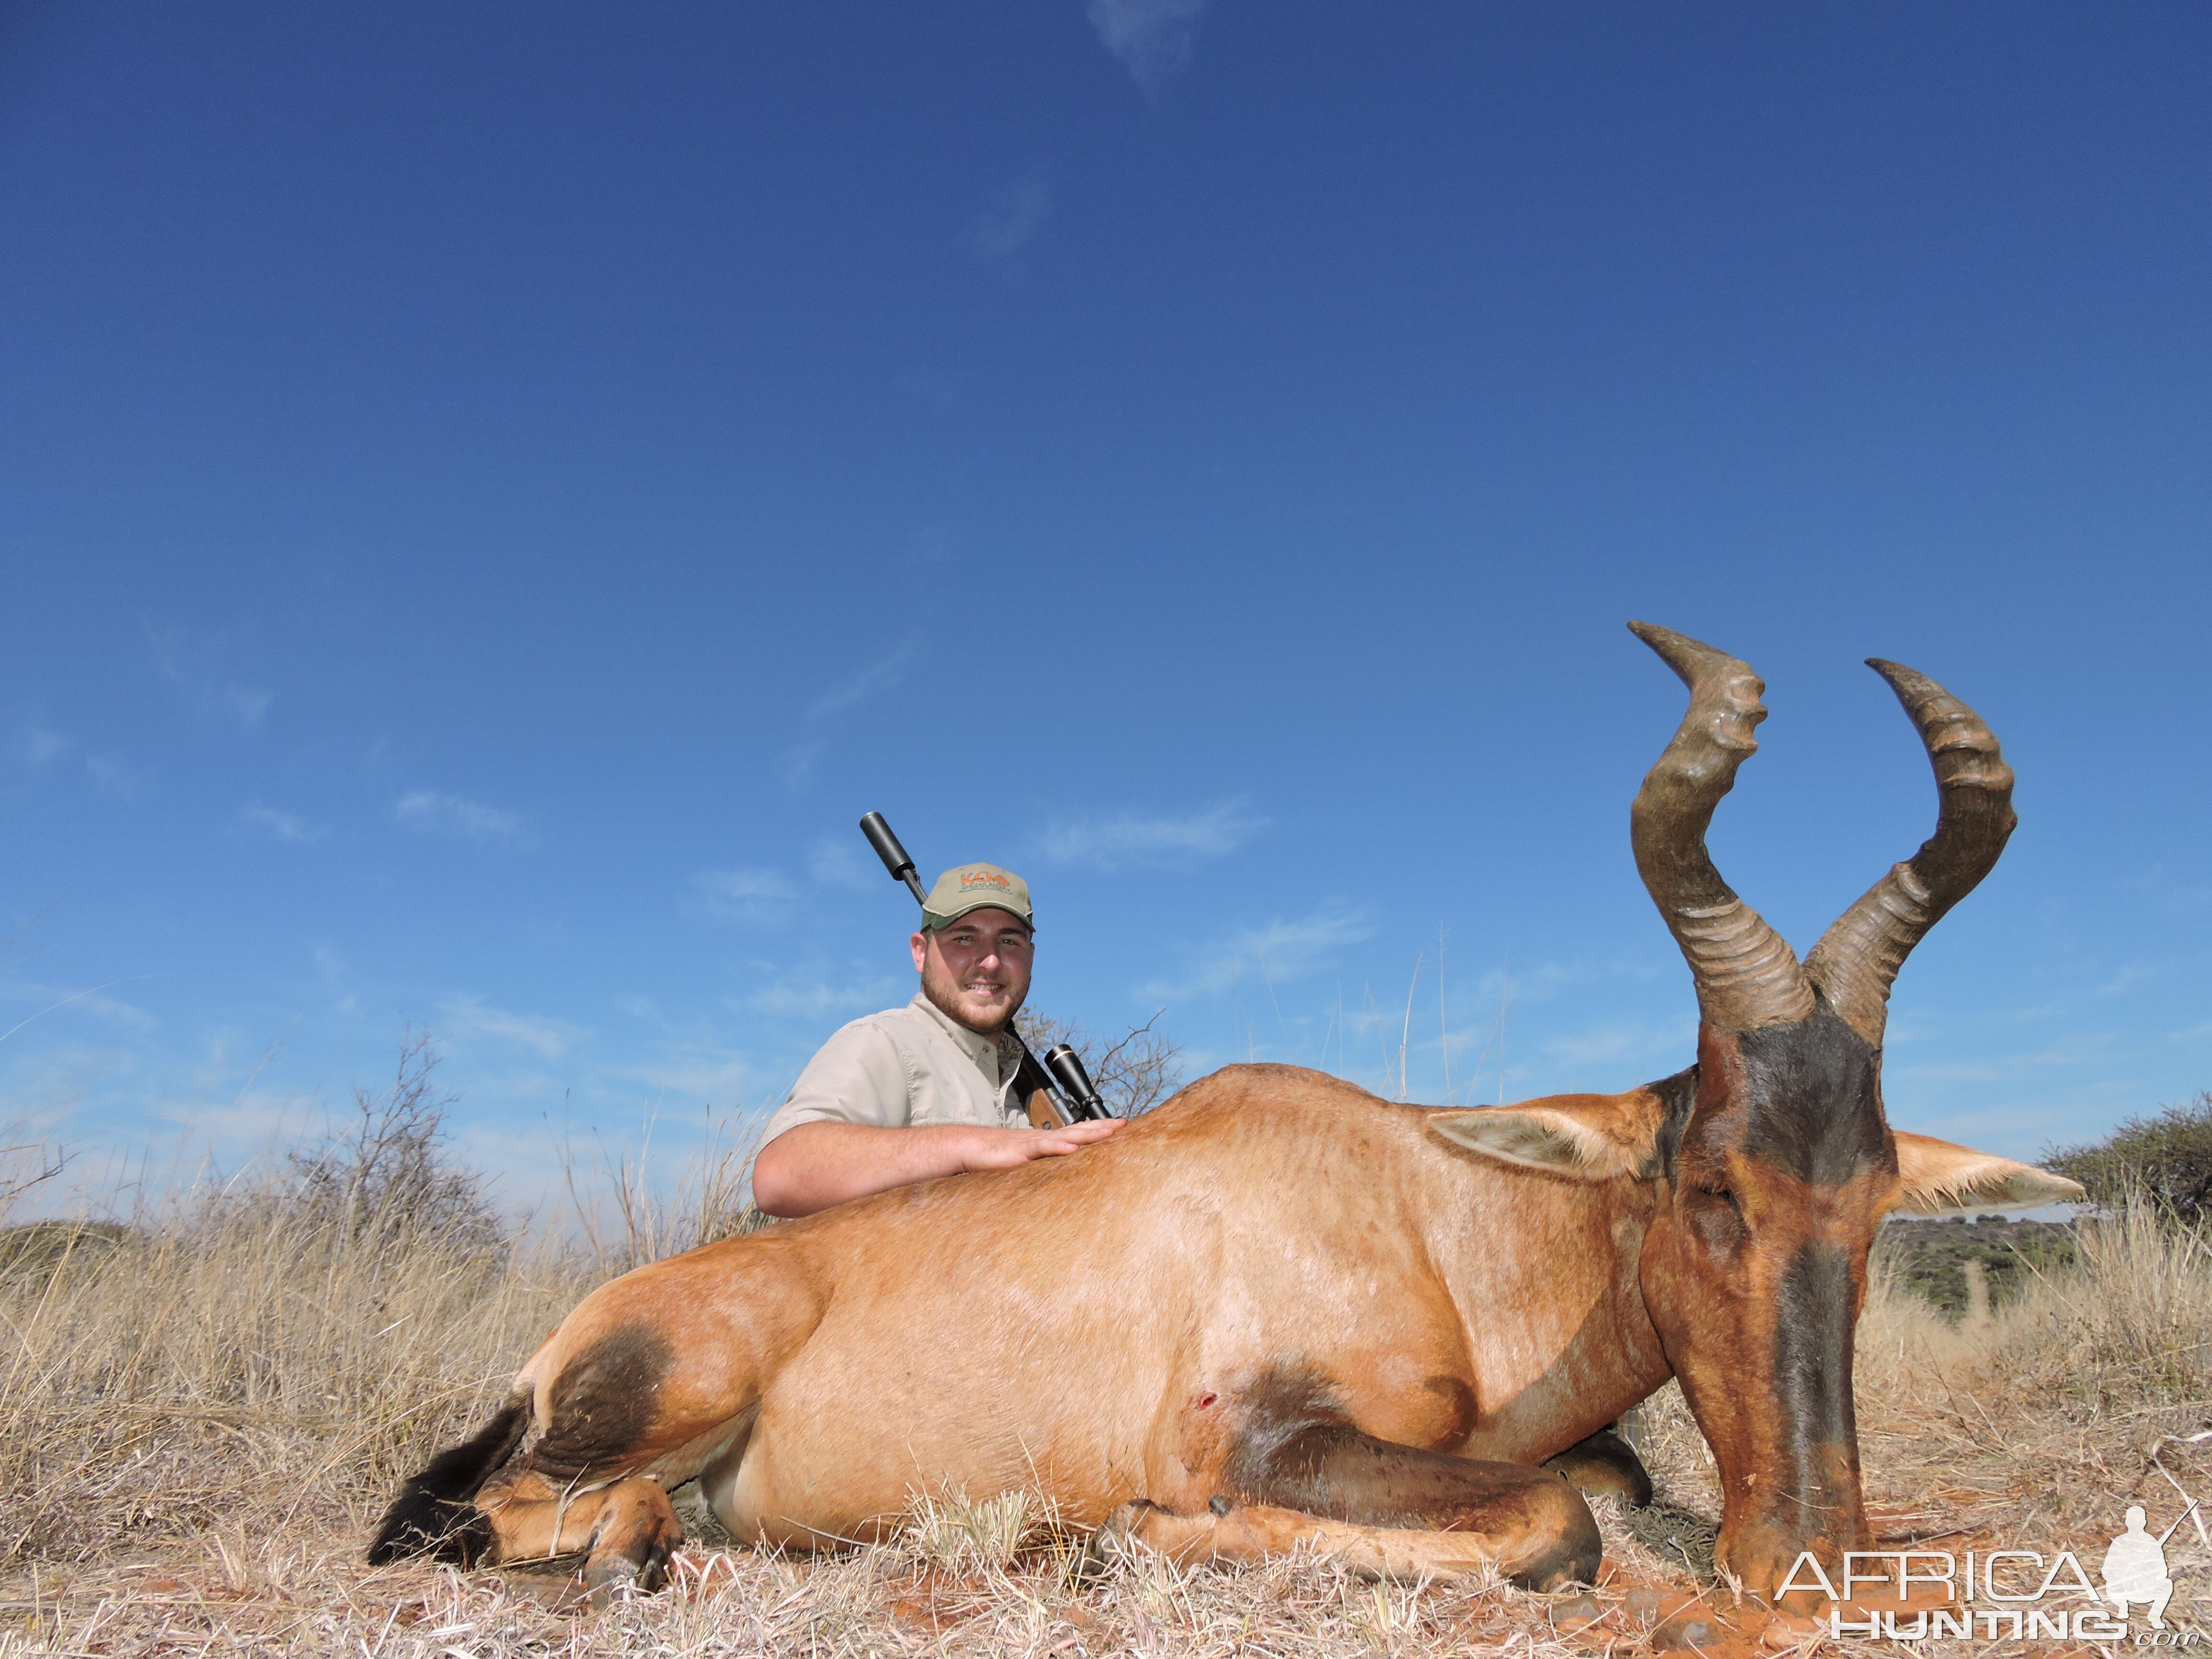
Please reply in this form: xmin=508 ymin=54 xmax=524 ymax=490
xmin=760 ymin=994 xmax=1029 ymax=1143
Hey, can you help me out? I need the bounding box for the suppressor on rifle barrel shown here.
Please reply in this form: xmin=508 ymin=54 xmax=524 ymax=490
xmin=859 ymin=810 xmax=928 ymax=904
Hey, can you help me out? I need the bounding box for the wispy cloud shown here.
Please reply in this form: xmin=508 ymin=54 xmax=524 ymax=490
xmin=1040 ymin=802 xmax=1265 ymax=870
xmin=808 ymin=834 xmax=882 ymax=892
xmin=1087 ymin=0 xmax=1208 ymax=92
xmin=608 ymin=1046 xmax=757 ymax=1108
xmin=1540 ymin=1016 xmax=1694 ymax=1070
xmin=84 ymin=754 xmax=143 ymax=797
xmin=970 ymin=164 xmax=1053 ymax=259
xmin=146 ymin=620 xmax=271 ymax=727
xmin=2078 ymin=961 xmax=2155 ymax=999
xmin=239 ymin=803 xmax=324 ymax=844
xmin=0 ymin=976 xmax=157 ymax=1037
xmin=146 ymin=1085 xmax=312 ymax=1152
xmin=1888 ymin=1029 xmax=2122 ymax=1086
xmin=314 ymin=945 xmax=357 ymax=1015
xmin=593 ymin=1006 xmax=773 ymax=1111
xmin=394 ymin=790 xmax=527 ymax=845
xmin=14 ymin=725 xmax=69 ymax=768
xmin=1143 ymin=907 xmax=1375 ymax=999
xmin=440 ymin=994 xmax=586 ymax=1060
xmin=806 ymin=645 xmax=916 ymax=722
xmin=745 ymin=972 xmax=902 ymax=1021
xmin=691 ymin=866 xmax=800 ymax=927
xmin=783 ymin=640 xmax=920 ymax=791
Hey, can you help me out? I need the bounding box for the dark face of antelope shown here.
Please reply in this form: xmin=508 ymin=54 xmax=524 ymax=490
xmin=1623 ymin=623 xmax=2016 ymax=1606
xmin=1641 ymin=1009 xmax=1892 ymax=1600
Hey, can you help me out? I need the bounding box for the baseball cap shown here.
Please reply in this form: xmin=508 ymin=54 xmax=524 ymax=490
xmin=920 ymin=863 xmax=1035 ymax=932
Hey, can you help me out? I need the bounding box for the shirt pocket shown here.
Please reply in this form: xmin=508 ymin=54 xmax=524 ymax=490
xmin=905 ymin=1071 xmax=1001 ymax=1129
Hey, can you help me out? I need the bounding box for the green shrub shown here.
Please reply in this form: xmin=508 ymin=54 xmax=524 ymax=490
xmin=2046 ymin=1091 xmax=2212 ymax=1225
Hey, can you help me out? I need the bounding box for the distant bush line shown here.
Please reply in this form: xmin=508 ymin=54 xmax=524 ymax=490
xmin=1875 ymin=1215 xmax=2078 ymax=1317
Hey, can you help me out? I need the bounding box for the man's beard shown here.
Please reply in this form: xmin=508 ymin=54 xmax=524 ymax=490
xmin=920 ymin=951 xmax=1024 ymax=1035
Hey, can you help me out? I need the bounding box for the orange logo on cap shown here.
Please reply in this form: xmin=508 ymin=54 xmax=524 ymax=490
xmin=959 ymin=871 xmax=1012 ymax=890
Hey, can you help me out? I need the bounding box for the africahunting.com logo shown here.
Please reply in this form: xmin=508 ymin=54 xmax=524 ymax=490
xmin=1780 ymin=1490 xmax=2206 ymax=1645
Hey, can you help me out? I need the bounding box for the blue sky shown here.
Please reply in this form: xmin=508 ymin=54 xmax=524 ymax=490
xmin=3 ymin=2 xmax=2207 ymax=1206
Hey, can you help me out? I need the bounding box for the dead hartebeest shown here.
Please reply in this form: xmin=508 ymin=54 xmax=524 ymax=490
xmin=371 ymin=624 xmax=2080 ymax=1603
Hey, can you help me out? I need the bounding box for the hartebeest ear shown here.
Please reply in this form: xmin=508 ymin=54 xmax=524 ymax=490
xmin=1427 ymin=1095 xmax=1659 ymax=1182
xmin=1889 ymin=1131 xmax=2085 ymax=1214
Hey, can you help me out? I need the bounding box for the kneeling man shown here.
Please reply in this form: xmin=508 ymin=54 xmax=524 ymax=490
xmin=750 ymin=862 xmax=1118 ymax=1218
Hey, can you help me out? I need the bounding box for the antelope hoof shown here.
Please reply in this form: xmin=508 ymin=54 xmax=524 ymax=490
xmin=1500 ymin=1473 xmax=1603 ymax=1593
xmin=1078 ymin=1499 xmax=1167 ymax=1580
xmin=583 ymin=1564 xmax=639 ymax=1610
xmin=583 ymin=1543 xmax=670 ymax=1608
xmin=1543 ymin=1427 xmax=1655 ymax=1509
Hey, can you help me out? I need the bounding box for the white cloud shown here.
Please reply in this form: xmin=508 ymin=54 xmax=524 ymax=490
xmin=609 ymin=1050 xmax=757 ymax=1109
xmin=314 ymin=945 xmax=357 ymax=1014
xmin=779 ymin=741 xmax=824 ymax=791
xmin=1541 ymin=1017 xmax=1694 ymax=1070
xmin=745 ymin=974 xmax=902 ymax=1021
xmin=692 ymin=866 xmax=800 ymax=927
xmin=1087 ymin=0 xmax=1208 ymax=92
xmin=146 ymin=620 xmax=271 ymax=727
xmin=2090 ymin=963 xmax=2155 ymax=998
xmin=16 ymin=726 xmax=69 ymax=767
xmin=440 ymin=995 xmax=586 ymax=1061
xmin=1040 ymin=802 xmax=1265 ymax=870
xmin=970 ymin=164 xmax=1053 ymax=259
xmin=783 ymin=641 xmax=920 ymax=793
xmin=240 ymin=803 xmax=324 ymax=844
xmin=145 ymin=1085 xmax=313 ymax=1154
xmin=0 ymin=977 xmax=158 ymax=1041
xmin=808 ymin=835 xmax=882 ymax=892
xmin=84 ymin=754 xmax=142 ymax=797
xmin=1143 ymin=907 xmax=1375 ymax=999
xmin=394 ymin=790 xmax=527 ymax=845
xmin=806 ymin=645 xmax=916 ymax=722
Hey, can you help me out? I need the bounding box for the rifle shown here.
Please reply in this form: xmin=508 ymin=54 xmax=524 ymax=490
xmin=859 ymin=811 xmax=1114 ymax=1129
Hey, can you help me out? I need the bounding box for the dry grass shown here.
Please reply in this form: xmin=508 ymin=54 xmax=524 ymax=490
xmin=3 ymin=1136 xmax=2208 ymax=1655
xmin=1851 ymin=1203 xmax=2212 ymax=1552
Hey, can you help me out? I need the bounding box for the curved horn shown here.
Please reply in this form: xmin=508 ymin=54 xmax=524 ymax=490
xmin=1628 ymin=623 xmax=1816 ymax=1032
xmin=1802 ymin=660 xmax=2017 ymax=1046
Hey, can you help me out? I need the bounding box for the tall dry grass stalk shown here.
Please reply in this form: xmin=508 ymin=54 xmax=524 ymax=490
xmin=561 ymin=1109 xmax=766 ymax=1278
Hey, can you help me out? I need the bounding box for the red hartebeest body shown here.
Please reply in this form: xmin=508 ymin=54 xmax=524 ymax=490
xmin=371 ymin=626 xmax=2080 ymax=1604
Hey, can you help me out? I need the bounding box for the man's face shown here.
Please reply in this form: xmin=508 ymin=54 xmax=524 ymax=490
xmin=911 ymin=908 xmax=1034 ymax=1034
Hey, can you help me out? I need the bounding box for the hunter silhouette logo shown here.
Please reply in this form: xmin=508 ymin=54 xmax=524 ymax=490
xmin=1782 ymin=1491 xmax=2205 ymax=1644
xmin=2104 ymin=1502 xmax=2197 ymax=1629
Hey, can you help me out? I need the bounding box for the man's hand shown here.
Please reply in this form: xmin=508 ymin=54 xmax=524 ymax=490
xmin=753 ymin=1118 xmax=1120 ymax=1219
xmin=954 ymin=1118 xmax=1118 ymax=1172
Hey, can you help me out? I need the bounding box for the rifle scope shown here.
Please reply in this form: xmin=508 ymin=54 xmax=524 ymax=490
xmin=1043 ymin=1044 xmax=1107 ymax=1119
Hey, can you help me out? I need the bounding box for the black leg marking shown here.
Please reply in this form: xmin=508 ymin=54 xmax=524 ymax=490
xmin=368 ymin=1397 xmax=531 ymax=1565
xmin=525 ymin=1323 xmax=676 ymax=1484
